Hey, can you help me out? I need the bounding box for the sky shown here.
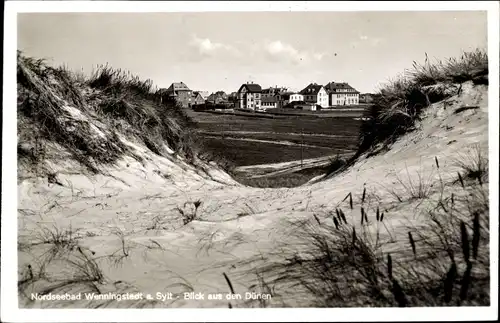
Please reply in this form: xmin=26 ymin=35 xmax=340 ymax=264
xmin=17 ymin=11 xmax=487 ymax=94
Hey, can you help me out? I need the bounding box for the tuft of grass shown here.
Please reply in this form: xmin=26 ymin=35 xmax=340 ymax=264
xmin=453 ymin=144 xmax=488 ymax=186
xmin=325 ymin=154 xmax=350 ymax=176
xmin=177 ymin=200 xmax=203 ymax=225
xmin=31 ymin=223 xmax=81 ymax=251
xmin=110 ymin=227 xmax=130 ymax=260
xmin=388 ymin=163 xmax=435 ymax=202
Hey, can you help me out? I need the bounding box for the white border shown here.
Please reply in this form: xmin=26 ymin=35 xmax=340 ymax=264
xmin=2 ymin=1 xmax=499 ymax=322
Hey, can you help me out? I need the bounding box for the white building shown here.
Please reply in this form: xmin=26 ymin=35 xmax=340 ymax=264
xmin=289 ymin=93 xmax=304 ymax=103
xmin=324 ymin=82 xmax=360 ymax=106
xmin=236 ymin=82 xmax=262 ymax=110
xmin=299 ymin=83 xmax=328 ymax=108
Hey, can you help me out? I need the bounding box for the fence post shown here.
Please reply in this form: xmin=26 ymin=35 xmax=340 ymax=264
xmin=301 ymin=127 xmax=304 ymax=168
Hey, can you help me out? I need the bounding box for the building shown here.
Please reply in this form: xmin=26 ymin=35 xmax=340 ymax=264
xmin=274 ymin=91 xmax=302 ymax=109
xmin=261 ymin=86 xmax=288 ymax=99
xmin=192 ymin=91 xmax=205 ymax=105
xmin=197 ymin=91 xmax=210 ymax=100
xmin=163 ymin=82 xmax=193 ymax=108
xmin=207 ymin=91 xmax=228 ymax=105
xmin=324 ymin=82 xmax=360 ymax=106
xmin=275 ymin=92 xmax=290 ymax=109
xmin=290 ymin=93 xmax=304 ymax=103
xmin=236 ymin=82 xmax=262 ymax=110
xmin=261 ymin=96 xmax=277 ymax=110
xmin=300 ymin=83 xmax=328 ymax=108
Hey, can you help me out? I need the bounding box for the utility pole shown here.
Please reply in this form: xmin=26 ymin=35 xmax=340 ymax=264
xmin=300 ymin=127 xmax=304 ymax=169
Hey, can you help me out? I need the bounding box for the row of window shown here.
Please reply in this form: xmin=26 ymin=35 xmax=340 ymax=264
xmin=243 ymin=94 xmax=260 ymax=98
xmin=335 ymin=99 xmax=358 ymax=104
xmin=305 ymin=95 xmax=327 ymax=100
xmin=333 ymin=93 xmax=358 ymax=97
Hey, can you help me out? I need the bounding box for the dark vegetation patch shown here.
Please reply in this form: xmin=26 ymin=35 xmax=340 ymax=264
xmin=234 ymin=165 xmax=331 ymax=188
xmin=17 ymin=52 xmax=228 ymax=176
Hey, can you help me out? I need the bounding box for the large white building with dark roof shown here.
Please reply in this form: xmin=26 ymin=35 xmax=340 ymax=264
xmin=324 ymin=82 xmax=360 ymax=106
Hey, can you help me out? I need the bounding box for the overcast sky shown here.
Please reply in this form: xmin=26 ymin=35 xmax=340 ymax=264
xmin=17 ymin=11 xmax=487 ymax=94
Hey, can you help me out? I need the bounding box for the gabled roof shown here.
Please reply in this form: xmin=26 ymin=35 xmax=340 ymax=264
xmin=166 ymin=82 xmax=191 ymax=92
xmin=300 ymin=83 xmax=324 ymax=95
xmin=262 ymin=87 xmax=287 ymax=94
xmin=277 ymin=92 xmax=295 ymax=100
xmin=192 ymin=91 xmax=204 ymax=99
xmin=238 ymin=83 xmax=262 ymax=93
xmin=324 ymin=82 xmax=360 ymax=94
xmin=207 ymin=92 xmax=228 ymax=101
xmin=196 ymin=91 xmax=210 ymax=99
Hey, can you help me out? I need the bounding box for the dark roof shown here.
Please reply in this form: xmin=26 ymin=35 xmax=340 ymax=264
xmin=300 ymin=83 xmax=324 ymax=95
xmin=166 ymin=82 xmax=191 ymax=92
xmin=207 ymin=92 xmax=228 ymax=102
xmin=262 ymin=87 xmax=287 ymax=94
xmin=324 ymin=82 xmax=360 ymax=94
xmin=238 ymin=83 xmax=262 ymax=93
xmin=278 ymin=93 xmax=291 ymax=100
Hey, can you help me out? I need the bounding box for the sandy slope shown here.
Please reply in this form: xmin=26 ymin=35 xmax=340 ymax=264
xmin=17 ymin=82 xmax=488 ymax=308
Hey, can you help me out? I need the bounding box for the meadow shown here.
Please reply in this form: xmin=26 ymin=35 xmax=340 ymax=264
xmin=190 ymin=111 xmax=363 ymax=167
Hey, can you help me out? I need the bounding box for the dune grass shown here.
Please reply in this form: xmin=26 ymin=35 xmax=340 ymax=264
xmin=252 ymin=149 xmax=489 ymax=307
xmin=323 ymin=49 xmax=489 ymax=177
xmin=17 ymin=51 xmax=223 ymax=176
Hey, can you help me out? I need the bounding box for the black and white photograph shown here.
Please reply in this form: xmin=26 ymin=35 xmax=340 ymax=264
xmin=2 ymin=1 xmax=499 ymax=322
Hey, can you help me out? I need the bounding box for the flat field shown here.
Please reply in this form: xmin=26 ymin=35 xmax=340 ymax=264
xmin=189 ymin=111 xmax=362 ymax=167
